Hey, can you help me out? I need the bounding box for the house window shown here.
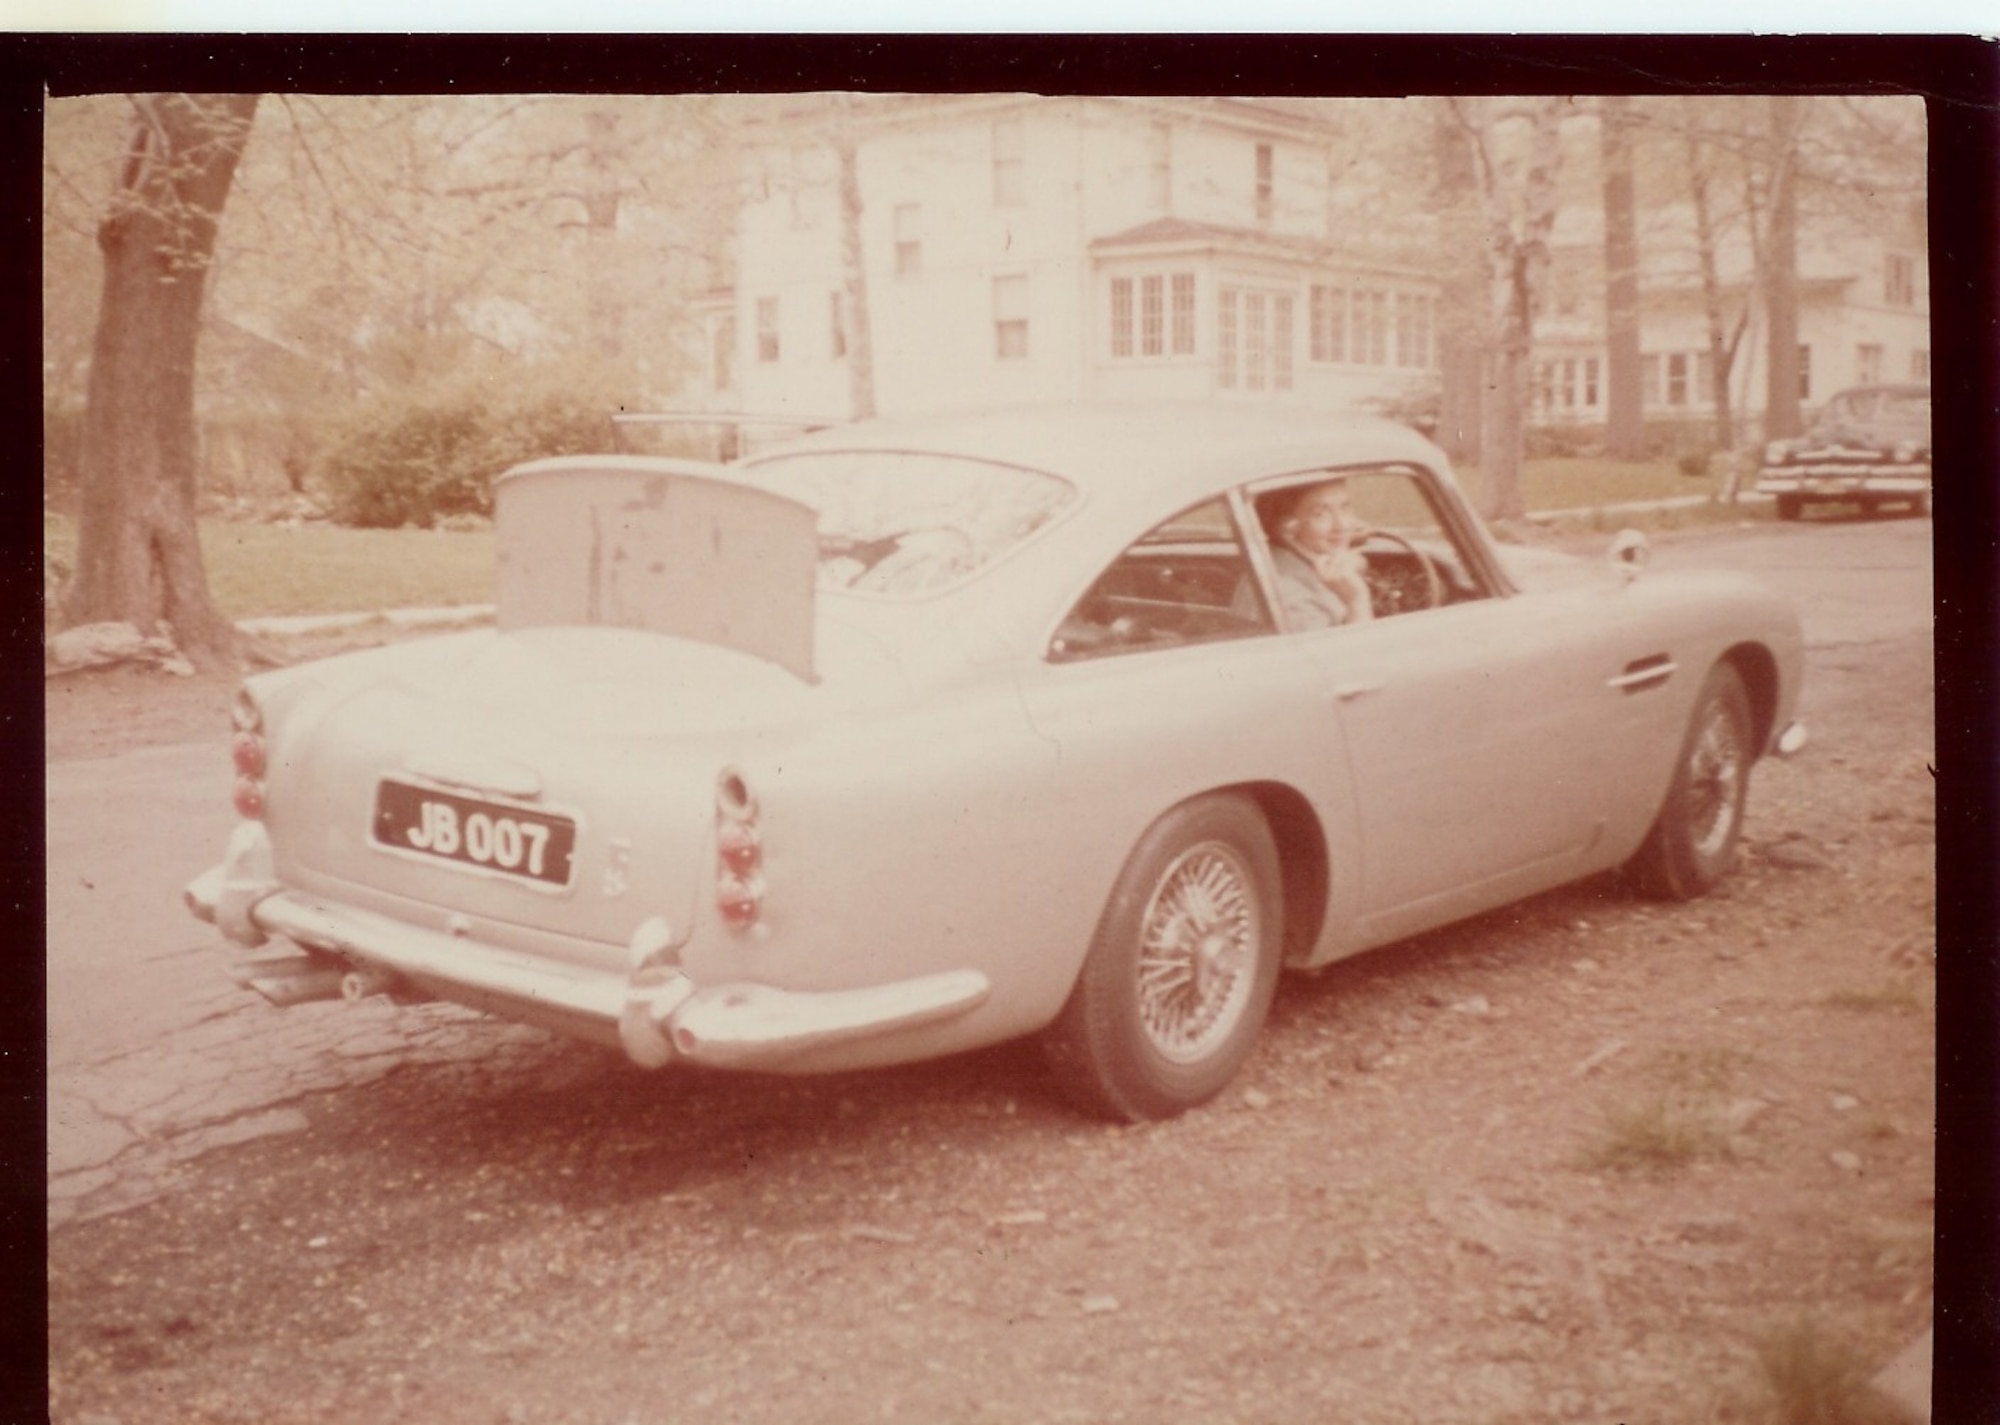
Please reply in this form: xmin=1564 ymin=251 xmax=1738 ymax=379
xmin=993 ymin=275 xmax=1029 ymax=360
xmin=1583 ymin=356 xmax=1600 ymax=407
xmin=1857 ymin=343 xmax=1884 ymax=384
xmin=1272 ymin=295 xmax=1294 ymax=391
xmin=1310 ymin=285 xmax=1346 ymax=363
xmin=1798 ymin=344 xmax=1812 ymax=401
xmin=1912 ymin=348 xmax=1930 ymax=380
xmin=829 ymin=291 xmax=846 ymax=360
xmin=1885 ymin=253 xmax=1916 ymax=307
xmin=1149 ymin=122 xmax=1172 ymax=211
xmin=1219 ymin=286 xmax=1289 ymax=392
xmin=1395 ymin=293 xmax=1436 ymax=369
xmin=1666 ymin=352 xmax=1689 ymax=406
xmin=1355 ymin=291 xmax=1388 ymax=366
xmin=992 ymin=119 xmax=1024 ymax=208
xmin=1254 ymin=143 xmax=1274 ymax=226
xmin=1535 ymin=362 xmax=1556 ymax=412
xmin=1171 ymin=274 xmax=1196 ymax=355
xmin=1141 ymin=275 xmax=1165 ymax=356
xmin=1110 ymin=278 xmax=1134 ymax=358
xmin=755 ymin=297 xmax=780 ymax=363
xmin=894 ymin=204 xmax=922 ymax=277
xmin=1218 ymin=290 xmax=1238 ymax=389
xmin=1244 ymin=293 xmax=1268 ymax=391
xmin=1110 ymin=273 xmax=1196 ymax=361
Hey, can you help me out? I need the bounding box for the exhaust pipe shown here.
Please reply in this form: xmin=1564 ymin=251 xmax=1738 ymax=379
xmin=340 ymin=963 xmax=402 ymax=1002
xmin=229 ymin=954 xmax=347 ymax=1007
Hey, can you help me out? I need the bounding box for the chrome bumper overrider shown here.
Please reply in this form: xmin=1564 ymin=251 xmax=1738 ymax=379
xmin=184 ymin=825 xmax=991 ymax=1071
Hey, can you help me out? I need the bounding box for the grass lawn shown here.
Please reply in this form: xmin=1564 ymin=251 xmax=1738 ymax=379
xmin=1455 ymin=455 xmax=1723 ymax=511
xmin=44 ymin=457 xmax=1755 ymax=621
xmin=44 ymin=514 xmax=496 ymax=620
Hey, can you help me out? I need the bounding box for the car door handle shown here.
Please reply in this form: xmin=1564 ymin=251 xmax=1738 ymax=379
xmin=1334 ymin=680 xmax=1384 ymax=702
xmin=1606 ymin=657 xmax=1677 ymax=693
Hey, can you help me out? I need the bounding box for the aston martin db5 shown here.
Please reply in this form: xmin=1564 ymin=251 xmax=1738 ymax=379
xmin=187 ymin=404 xmax=1806 ymax=1120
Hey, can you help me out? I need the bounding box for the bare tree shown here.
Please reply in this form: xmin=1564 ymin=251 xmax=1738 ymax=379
xmin=1448 ymin=96 xmax=1568 ymax=525
xmin=1598 ymin=96 xmax=1646 ymax=461
xmin=1761 ymin=96 xmax=1807 ymax=442
xmin=62 ymin=93 xmax=260 ymax=672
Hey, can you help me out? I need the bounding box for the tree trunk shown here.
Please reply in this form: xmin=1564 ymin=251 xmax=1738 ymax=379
xmin=836 ymin=102 xmax=877 ymax=421
xmin=1687 ymin=133 xmax=1750 ymax=499
xmin=1465 ymin=97 xmax=1565 ymax=526
xmin=62 ymin=93 xmax=259 ymax=672
xmin=1762 ymin=97 xmax=1805 ymax=442
xmin=1599 ymin=96 xmax=1646 ymax=461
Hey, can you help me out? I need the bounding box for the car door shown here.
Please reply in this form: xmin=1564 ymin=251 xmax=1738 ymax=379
xmin=1017 ymin=494 xmax=1362 ymax=925
xmin=1247 ymin=468 xmax=1635 ymax=939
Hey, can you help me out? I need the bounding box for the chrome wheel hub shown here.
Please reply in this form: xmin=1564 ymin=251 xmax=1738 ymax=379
xmin=1135 ymin=842 xmax=1259 ymax=1064
xmin=1687 ymin=706 xmax=1745 ymax=859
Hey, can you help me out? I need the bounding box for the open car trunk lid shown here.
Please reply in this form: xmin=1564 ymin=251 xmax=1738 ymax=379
xmin=495 ymin=456 xmax=820 ymax=683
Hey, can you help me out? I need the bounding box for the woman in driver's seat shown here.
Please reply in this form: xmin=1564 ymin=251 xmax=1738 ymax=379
xmin=1261 ymin=480 xmax=1375 ymax=629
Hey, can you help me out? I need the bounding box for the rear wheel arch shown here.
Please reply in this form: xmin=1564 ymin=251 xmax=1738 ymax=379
xmin=1231 ymin=780 xmax=1330 ymax=964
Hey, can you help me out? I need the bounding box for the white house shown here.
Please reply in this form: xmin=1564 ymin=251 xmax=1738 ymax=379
xmin=692 ymin=95 xmax=1927 ymax=450
xmin=1529 ymin=202 xmax=1929 ymax=435
xmin=698 ymin=96 xmax=1445 ymax=424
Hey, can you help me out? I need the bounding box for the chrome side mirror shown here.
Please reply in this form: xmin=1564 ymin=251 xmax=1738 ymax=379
xmin=1609 ymin=528 xmax=1650 ymax=583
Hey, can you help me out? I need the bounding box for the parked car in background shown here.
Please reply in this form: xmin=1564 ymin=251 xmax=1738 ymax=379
xmin=187 ymin=404 xmax=1807 ymax=1121
xmin=1757 ymin=382 xmax=1931 ymax=520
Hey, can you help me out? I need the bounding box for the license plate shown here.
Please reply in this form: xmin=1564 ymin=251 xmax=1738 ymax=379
xmin=372 ymin=779 xmax=577 ymax=888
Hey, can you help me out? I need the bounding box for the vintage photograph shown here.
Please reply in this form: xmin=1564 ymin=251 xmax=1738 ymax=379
xmin=46 ymin=79 xmax=1939 ymax=1422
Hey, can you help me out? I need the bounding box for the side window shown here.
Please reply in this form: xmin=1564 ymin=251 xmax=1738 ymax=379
xmin=1248 ymin=465 xmax=1490 ymax=628
xmin=1049 ymin=497 xmax=1274 ymax=662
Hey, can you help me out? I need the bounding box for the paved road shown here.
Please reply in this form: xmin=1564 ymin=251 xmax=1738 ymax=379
xmin=44 ymin=514 xmax=1934 ymax=1227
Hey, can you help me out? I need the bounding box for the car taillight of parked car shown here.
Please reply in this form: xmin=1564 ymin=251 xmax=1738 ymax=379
xmin=231 ymin=688 xmax=267 ymax=820
xmin=715 ymin=769 xmax=764 ymax=930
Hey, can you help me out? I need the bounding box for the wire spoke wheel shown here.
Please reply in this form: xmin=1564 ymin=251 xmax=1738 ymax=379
xmin=1627 ymin=663 xmax=1754 ymax=901
xmin=1044 ymin=795 xmax=1282 ymax=1121
xmin=1684 ymin=701 xmax=1747 ymax=860
xmin=1134 ymin=842 xmax=1260 ymax=1064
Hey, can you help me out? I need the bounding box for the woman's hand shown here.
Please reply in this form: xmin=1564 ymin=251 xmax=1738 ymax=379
xmin=1310 ymin=544 xmax=1374 ymax=623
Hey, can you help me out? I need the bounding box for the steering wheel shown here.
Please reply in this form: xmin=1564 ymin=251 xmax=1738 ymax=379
xmin=1356 ymin=529 xmax=1443 ymax=615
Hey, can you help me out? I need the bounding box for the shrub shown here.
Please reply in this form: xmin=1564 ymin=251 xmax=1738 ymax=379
xmin=315 ymin=374 xmax=622 ymax=529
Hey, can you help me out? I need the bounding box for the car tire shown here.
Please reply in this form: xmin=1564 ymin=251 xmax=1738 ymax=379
xmin=1774 ymin=494 xmax=1802 ymax=521
xmin=1627 ymin=663 xmax=1754 ymax=901
xmin=1043 ymin=794 xmax=1282 ymax=1122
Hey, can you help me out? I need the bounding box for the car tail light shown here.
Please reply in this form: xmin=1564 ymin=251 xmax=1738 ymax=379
xmin=715 ymin=769 xmax=763 ymax=931
xmin=232 ymin=688 xmax=267 ymax=820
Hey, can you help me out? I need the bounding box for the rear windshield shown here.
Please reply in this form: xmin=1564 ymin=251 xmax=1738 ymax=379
xmin=747 ymin=451 xmax=1077 ymax=597
xmin=1827 ymin=389 xmax=1930 ymax=425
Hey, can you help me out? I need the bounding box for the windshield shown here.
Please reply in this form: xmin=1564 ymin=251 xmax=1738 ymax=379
xmin=748 ymin=451 xmax=1077 ymax=596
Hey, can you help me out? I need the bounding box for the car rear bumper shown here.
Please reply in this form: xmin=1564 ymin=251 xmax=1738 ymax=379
xmin=185 ymin=824 xmax=991 ymax=1072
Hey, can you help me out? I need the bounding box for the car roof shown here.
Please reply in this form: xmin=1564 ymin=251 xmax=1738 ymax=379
xmin=1829 ymin=383 xmax=1930 ymax=399
xmin=739 ymin=402 xmax=1450 ymax=522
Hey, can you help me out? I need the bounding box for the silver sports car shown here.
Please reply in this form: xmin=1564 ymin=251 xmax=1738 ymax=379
xmin=187 ymin=404 xmax=1806 ymax=1120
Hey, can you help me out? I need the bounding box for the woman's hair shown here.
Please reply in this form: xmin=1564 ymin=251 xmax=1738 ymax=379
xmin=1263 ymin=479 xmax=1345 ymax=541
